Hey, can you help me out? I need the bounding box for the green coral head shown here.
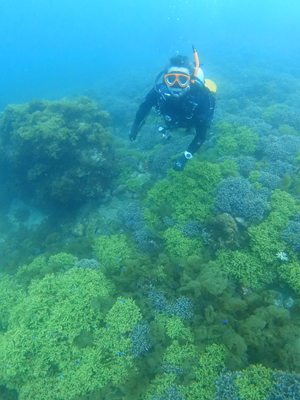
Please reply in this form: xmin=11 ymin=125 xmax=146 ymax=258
xmin=215 ymin=122 xmax=258 ymax=156
xmin=106 ymin=297 xmax=142 ymax=333
xmin=93 ymin=234 xmax=132 ymax=270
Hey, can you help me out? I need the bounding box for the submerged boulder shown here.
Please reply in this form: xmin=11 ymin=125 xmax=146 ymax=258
xmin=0 ymin=96 xmax=116 ymax=209
xmin=202 ymin=213 xmax=239 ymax=250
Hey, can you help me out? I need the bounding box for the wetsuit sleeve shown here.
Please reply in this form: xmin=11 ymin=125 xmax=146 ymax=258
xmin=131 ymin=88 xmax=159 ymax=135
xmin=187 ymin=123 xmax=207 ymax=154
xmin=130 ymin=88 xmax=159 ymax=141
xmin=187 ymin=91 xmax=216 ymax=154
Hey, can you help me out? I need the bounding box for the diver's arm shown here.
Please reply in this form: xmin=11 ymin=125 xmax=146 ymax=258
xmin=174 ymin=89 xmax=216 ymax=171
xmin=130 ymin=89 xmax=159 ymax=141
xmin=174 ymin=124 xmax=207 ymax=171
xmin=186 ymin=90 xmax=215 ymax=153
xmin=187 ymin=124 xmax=207 ymax=154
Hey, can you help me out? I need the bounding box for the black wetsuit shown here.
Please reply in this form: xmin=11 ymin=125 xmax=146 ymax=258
xmin=131 ymin=82 xmax=216 ymax=155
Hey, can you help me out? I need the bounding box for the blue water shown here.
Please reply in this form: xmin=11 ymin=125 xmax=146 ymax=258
xmin=1 ymin=0 xmax=299 ymax=109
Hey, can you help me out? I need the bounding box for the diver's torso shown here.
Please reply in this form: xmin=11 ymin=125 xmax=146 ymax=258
xmin=155 ymin=84 xmax=211 ymax=129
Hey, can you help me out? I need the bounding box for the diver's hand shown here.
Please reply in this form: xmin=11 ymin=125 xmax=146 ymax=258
xmin=129 ymin=123 xmax=138 ymax=141
xmin=173 ymin=154 xmax=188 ymax=171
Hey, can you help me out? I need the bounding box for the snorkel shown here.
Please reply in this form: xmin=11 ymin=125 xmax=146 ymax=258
xmin=191 ymin=45 xmax=199 ymax=84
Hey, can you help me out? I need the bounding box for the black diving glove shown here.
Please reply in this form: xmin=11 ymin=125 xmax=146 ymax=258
xmin=173 ymin=154 xmax=188 ymax=171
xmin=129 ymin=123 xmax=139 ymax=141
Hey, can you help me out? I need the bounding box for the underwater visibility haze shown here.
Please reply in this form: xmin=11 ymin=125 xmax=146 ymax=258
xmin=1 ymin=0 xmax=300 ymax=399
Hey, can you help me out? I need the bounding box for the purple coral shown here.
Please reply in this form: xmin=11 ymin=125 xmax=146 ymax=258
xmin=129 ymin=323 xmax=151 ymax=359
xmin=148 ymin=292 xmax=194 ymax=320
xmin=282 ymin=219 xmax=300 ymax=253
xmin=267 ymin=371 xmax=300 ymax=399
xmin=118 ymin=201 xmax=153 ymax=252
xmin=214 ymin=177 xmax=269 ymax=221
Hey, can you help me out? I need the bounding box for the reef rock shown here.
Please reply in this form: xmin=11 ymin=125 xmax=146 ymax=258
xmin=0 ymin=96 xmax=116 ymax=209
xmin=202 ymin=213 xmax=239 ymax=250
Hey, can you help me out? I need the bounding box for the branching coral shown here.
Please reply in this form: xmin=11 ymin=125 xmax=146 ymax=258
xmin=217 ymin=190 xmax=298 ymax=288
xmin=143 ymin=340 xmax=197 ymax=400
xmin=93 ymin=234 xmax=133 ymax=271
xmin=268 ymin=371 xmax=300 ymax=399
xmin=235 ymin=364 xmax=274 ymax=400
xmin=163 ymin=227 xmax=200 ymax=259
xmin=248 ymin=189 xmax=298 ymax=263
xmin=214 ymin=122 xmax=258 ymax=157
xmin=0 ymin=264 xmax=144 ymax=400
xmin=216 ymin=249 xmax=266 ymax=289
xmin=149 ymin=292 xmax=194 ymax=320
xmin=145 ymin=160 xmax=222 ymax=225
xmin=214 ymin=177 xmax=269 ymax=221
xmin=15 ymin=253 xmax=76 ymax=288
xmin=278 ymin=261 xmax=300 ymax=295
xmin=118 ymin=200 xmax=152 ymax=252
xmin=186 ymin=343 xmax=227 ymax=400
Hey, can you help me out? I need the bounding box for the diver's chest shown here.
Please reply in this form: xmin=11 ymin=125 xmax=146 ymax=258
xmin=157 ymin=98 xmax=196 ymax=120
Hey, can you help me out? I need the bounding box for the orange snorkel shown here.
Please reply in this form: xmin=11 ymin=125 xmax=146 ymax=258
xmin=191 ymin=45 xmax=199 ymax=84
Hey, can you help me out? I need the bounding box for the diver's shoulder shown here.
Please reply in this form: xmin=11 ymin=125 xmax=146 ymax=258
xmin=190 ymin=82 xmax=210 ymax=95
xmin=145 ymin=86 xmax=161 ymax=102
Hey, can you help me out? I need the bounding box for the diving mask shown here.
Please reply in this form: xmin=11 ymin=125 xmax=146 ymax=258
xmin=164 ymin=73 xmax=190 ymax=88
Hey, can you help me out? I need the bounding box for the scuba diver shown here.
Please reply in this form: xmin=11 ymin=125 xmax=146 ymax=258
xmin=129 ymin=47 xmax=217 ymax=171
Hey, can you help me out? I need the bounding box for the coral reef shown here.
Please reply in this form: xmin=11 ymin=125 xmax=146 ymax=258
xmin=149 ymin=135 xmax=193 ymax=174
xmin=145 ymin=160 xmax=222 ymax=226
xmin=282 ymin=217 xmax=300 ymax=253
xmin=118 ymin=200 xmax=153 ymax=252
xmin=186 ymin=343 xmax=228 ymax=399
xmin=214 ymin=177 xmax=269 ymax=221
xmin=148 ymin=292 xmax=194 ymax=320
xmin=143 ymin=340 xmax=197 ymax=400
xmin=217 ymin=190 xmax=298 ymax=288
xmin=213 ymin=369 xmax=240 ymax=399
xmin=215 ymin=122 xmax=259 ymax=156
xmin=236 ymin=156 xmax=256 ymax=177
xmin=258 ymin=171 xmax=281 ymax=190
xmin=2 ymin=56 xmax=300 ymax=400
xmin=214 ymin=365 xmax=274 ymax=399
xmin=203 ymin=213 xmax=239 ymax=250
xmin=163 ymin=227 xmax=199 ymax=259
xmin=0 ymin=265 xmax=141 ymax=399
xmin=129 ymin=323 xmax=151 ymax=358
xmin=93 ymin=234 xmax=133 ymax=271
xmin=178 ymin=220 xmax=202 ymax=239
xmin=0 ymin=97 xmax=116 ymax=209
xmin=263 ymin=135 xmax=300 ymax=163
xmin=75 ymin=258 xmax=100 ymax=270
xmin=267 ymin=371 xmax=300 ymax=399
xmin=235 ymin=364 xmax=273 ymax=399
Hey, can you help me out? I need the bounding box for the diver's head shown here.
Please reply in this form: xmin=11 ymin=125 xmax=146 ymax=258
xmin=164 ymin=67 xmax=191 ymax=97
xmin=164 ymin=55 xmax=193 ymax=97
